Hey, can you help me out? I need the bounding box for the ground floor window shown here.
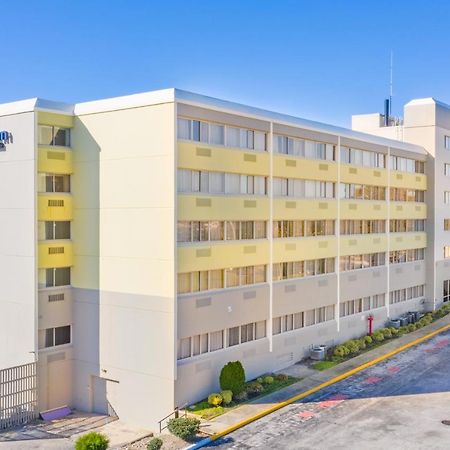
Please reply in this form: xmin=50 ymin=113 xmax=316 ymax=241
xmin=444 ymin=280 xmax=450 ymax=302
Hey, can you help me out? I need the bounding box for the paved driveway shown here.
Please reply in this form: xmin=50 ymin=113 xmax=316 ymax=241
xmin=209 ymin=329 xmax=450 ymax=450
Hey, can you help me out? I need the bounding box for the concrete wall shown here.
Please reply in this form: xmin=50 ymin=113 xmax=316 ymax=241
xmin=71 ymin=102 xmax=176 ymax=428
xmin=0 ymin=111 xmax=36 ymax=370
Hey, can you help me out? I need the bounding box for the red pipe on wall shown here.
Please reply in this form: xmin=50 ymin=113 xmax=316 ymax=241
xmin=368 ymin=315 xmax=374 ymax=336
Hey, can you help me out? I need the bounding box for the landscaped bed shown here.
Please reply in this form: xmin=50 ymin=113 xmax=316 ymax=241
xmin=312 ymin=303 xmax=450 ymax=371
xmin=187 ymin=373 xmax=299 ymax=420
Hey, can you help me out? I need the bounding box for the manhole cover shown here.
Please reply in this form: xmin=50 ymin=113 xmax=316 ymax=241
xmin=441 ymin=420 xmax=450 ymax=426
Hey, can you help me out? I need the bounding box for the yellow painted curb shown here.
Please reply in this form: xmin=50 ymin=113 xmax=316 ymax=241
xmin=210 ymin=321 xmax=450 ymax=441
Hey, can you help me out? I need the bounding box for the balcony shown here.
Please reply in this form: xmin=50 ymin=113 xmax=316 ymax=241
xmin=389 ymin=232 xmax=426 ymax=251
xmin=38 ymin=147 xmax=73 ymax=174
xmin=177 ymin=194 xmax=269 ymax=221
xmin=38 ymin=194 xmax=73 ymax=221
xmin=178 ymin=141 xmax=269 ymax=176
xmin=273 ymin=236 xmax=337 ymax=263
xmin=177 ymin=240 xmax=269 ymax=273
xmin=272 ymin=155 xmax=338 ymax=182
xmin=38 ymin=240 xmax=73 ymax=269
xmin=340 ymin=233 xmax=388 ymax=256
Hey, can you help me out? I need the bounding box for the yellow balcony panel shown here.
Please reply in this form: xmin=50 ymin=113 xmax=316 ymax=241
xmin=177 ymin=240 xmax=269 ymax=273
xmin=273 ymin=236 xmax=337 ymax=263
xmin=273 ymin=198 xmax=337 ymax=220
xmin=38 ymin=147 xmax=73 ymax=174
xmin=272 ymin=155 xmax=338 ymax=182
xmin=177 ymin=141 xmax=269 ymax=176
xmin=38 ymin=111 xmax=74 ymax=128
xmin=38 ymin=240 xmax=73 ymax=269
xmin=389 ymin=232 xmax=426 ymax=251
xmin=340 ymin=200 xmax=387 ymax=220
xmin=390 ymin=171 xmax=427 ymax=190
xmin=340 ymin=164 xmax=388 ymax=186
xmin=340 ymin=234 xmax=388 ymax=257
xmin=177 ymin=194 xmax=269 ymax=221
xmin=38 ymin=194 xmax=73 ymax=221
xmin=390 ymin=202 xmax=426 ymax=219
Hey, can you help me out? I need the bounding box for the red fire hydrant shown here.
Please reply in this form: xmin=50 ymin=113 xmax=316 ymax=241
xmin=368 ymin=315 xmax=374 ymax=336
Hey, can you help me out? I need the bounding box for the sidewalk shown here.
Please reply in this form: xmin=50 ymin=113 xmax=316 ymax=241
xmin=199 ymin=313 xmax=450 ymax=436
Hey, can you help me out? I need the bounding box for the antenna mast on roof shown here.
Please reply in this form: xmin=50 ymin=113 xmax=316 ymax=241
xmin=384 ymin=50 xmax=393 ymax=126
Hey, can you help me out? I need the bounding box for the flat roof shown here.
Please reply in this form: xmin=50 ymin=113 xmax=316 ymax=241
xmin=0 ymin=88 xmax=426 ymax=154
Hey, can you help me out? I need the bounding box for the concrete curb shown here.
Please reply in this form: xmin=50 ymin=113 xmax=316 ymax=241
xmin=183 ymin=319 xmax=450 ymax=449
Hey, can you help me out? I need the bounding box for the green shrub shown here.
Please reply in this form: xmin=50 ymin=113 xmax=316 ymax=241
xmin=389 ymin=327 xmax=399 ymax=336
xmin=380 ymin=328 xmax=392 ymax=339
xmin=407 ymin=323 xmax=417 ymax=332
xmin=245 ymin=381 xmax=264 ymax=397
xmin=275 ymin=373 xmax=289 ymax=381
xmin=344 ymin=340 xmax=360 ymax=354
xmin=363 ymin=335 xmax=373 ymax=345
xmin=75 ymin=432 xmax=109 ymax=450
xmin=415 ymin=321 xmax=424 ymax=329
xmin=372 ymin=331 xmax=384 ymax=343
xmin=256 ymin=377 xmax=263 ymax=383
xmin=398 ymin=326 xmax=408 ymax=335
xmin=220 ymin=390 xmax=233 ymax=405
xmin=333 ymin=345 xmax=349 ymax=358
xmin=147 ymin=437 xmax=163 ymax=450
xmin=207 ymin=393 xmax=223 ymax=407
xmin=263 ymin=376 xmax=274 ymax=384
xmin=234 ymin=391 xmax=248 ymax=402
xmin=219 ymin=361 xmax=246 ymax=395
xmin=358 ymin=338 xmax=367 ymax=350
xmin=167 ymin=417 xmax=200 ymax=441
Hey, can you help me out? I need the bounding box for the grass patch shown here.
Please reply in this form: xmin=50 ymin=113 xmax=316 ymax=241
xmin=187 ymin=376 xmax=299 ymax=420
xmin=312 ymin=360 xmax=338 ymax=371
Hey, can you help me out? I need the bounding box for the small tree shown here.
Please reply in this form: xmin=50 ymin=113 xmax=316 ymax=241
xmin=147 ymin=437 xmax=163 ymax=450
xmin=75 ymin=432 xmax=109 ymax=450
xmin=219 ymin=361 xmax=246 ymax=395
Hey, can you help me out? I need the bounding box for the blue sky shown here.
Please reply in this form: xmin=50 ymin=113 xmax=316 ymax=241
xmin=2 ymin=0 xmax=450 ymax=126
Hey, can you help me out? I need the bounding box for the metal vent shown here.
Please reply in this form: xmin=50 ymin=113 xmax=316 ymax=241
xmin=243 ymin=290 xmax=256 ymax=299
xmin=349 ymin=167 xmax=358 ymax=174
xmin=196 ymin=147 xmax=211 ymax=157
xmin=195 ymin=198 xmax=211 ymax=207
xmin=318 ymin=202 xmax=328 ymax=209
xmin=48 ymin=247 xmax=64 ymax=254
xmin=243 ymin=246 xmax=256 ymax=254
xmin=196 ymin=297 xmax=211 ymax=308
xmin=285 ymin=201 xmax=297 ymax=209
xmin=48 ymin=293 xmax=65 ymax=302
xmin=319 ymin=164 xmax=329 ymax=171
xmin=243 ymin=153 xmax=257 ymax=162
xmin=285 ymin=243 xmax=296 ymax=251
xmin=244 ymin=200 xmax=257 ymax=208
xmin=285 ymin=284 xmax=296 ymax=293
xmin=285 ymin=159 xmax=296 ymax=167
xmin=196 ymin=248 xmax=211 ymax=257
xmin=48 ymin=199 xmax=64 ymax=207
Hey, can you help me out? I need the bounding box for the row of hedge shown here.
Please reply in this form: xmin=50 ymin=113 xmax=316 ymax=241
xmin=328 ymin=303 xmax=450 ymax=362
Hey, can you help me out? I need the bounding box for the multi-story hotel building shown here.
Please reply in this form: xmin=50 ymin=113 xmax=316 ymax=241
xmin=0 ymin=89 xmax=448 ymax=429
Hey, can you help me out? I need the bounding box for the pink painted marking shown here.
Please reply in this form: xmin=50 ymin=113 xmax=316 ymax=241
xmin=327 ymin=394 xmax=348 ymax=401
xmin=319 ymin=400 xmax=343 ymax=408
xmin=387 ymin=366 xmax=400 ymax=374
xmin=423 ymin=348 xmax=433 ymax=353
xmin=298 ymin=410 xmax=315 ymax=419
xmin=434 ymin=339 xmax=450 ymax=349
xmin=363 ymin=376 xmax=383 ymax=384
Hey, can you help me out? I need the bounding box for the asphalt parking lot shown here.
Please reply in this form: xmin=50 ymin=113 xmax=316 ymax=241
xmin=208 ymin=329 xmax=450 ymax=450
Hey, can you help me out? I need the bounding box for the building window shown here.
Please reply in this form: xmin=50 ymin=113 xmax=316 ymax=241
xmin=340 ymin=220 xmax=386 ymax=235
xmin=273 ymin=258 xmax=335 ymax=281
xmin=38 ymin=125 xmax=70 ymax=147
xmin=340 ymin=184 xmax=385 ymax=200
xmin=444 ymin=280 xmax=450 ymax=302
xmin=389 ymin=155 xmax=424 ymax=173
xmin=390 ymin=188 xmax=424 ymax=202
xmin=341 ymin=147 xmax=385 ymax=168
xmin=390 ymin=285 xmax=425 ymax=305
xmin=44 ymin=267 xmax=71 ymax=288
xmin=445 ymin=136 xmax=450 ymax=150
xmin=445 ymin=247 xmax=450 ymax=259
xmin=273 ymin=178 xmax=335 ymax=198
xmin=445 ymin=220 xmax=450 ymax=231
xmin=445 ymin=164 xmax=450 ymax=176
xmin=273 ymin=135 xmax=335 ymax=161
xmin=340 ymin=252 xmax=385 ymax=271
xmin=389 ymin=248 xmax=424 ymax=264
xmin=39 ymin=221 xmax=71 ymax=240
xmin=40 ymin=325 xmax=71 ymax=349
xmin=445 ymin=192 xmax=450 ymax=204
xmin=390 ymin=220 xmax=425 ymax=232
xmin=38 ymin=173 xmax=70 ymax=193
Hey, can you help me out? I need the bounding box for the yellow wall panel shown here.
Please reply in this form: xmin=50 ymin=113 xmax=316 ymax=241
xmin=273 ymin=199 xmax=337 ymax=220
xmin=38 ymin=241 xmax=73 ymax=269
xmin=177 ymin=195 xmax=269 ymax=221
xmin=389 ymin=232 xmax=426 ymax=251
xmin=177 ymin=241 xmax=269 ymax=272
xmin=340 ymin=164 xmax=388 ymax=186
xmin=38 ymin=194 xmax=73 ymax=221
xmin=177 ymin=142 xmax=269 ymax=176
xmin=340 ymin=234 xmax=388 ymax=256
xmin=273 ymin=237 xmax=337 ymax=263
xmin=390 ymin=202 xmax=426 ymax=219
xmin=340 ymin=200 xmax=387 ymax=220
xmin=38 ymin=111 xmax=74 ymax=128
xmin=390 ymin=171 xmax=427 ymax=190
xmin=38 ymin=147 xmax=73 ymax=174
xmin=272 ymin=155 xmax=338 ymax=181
